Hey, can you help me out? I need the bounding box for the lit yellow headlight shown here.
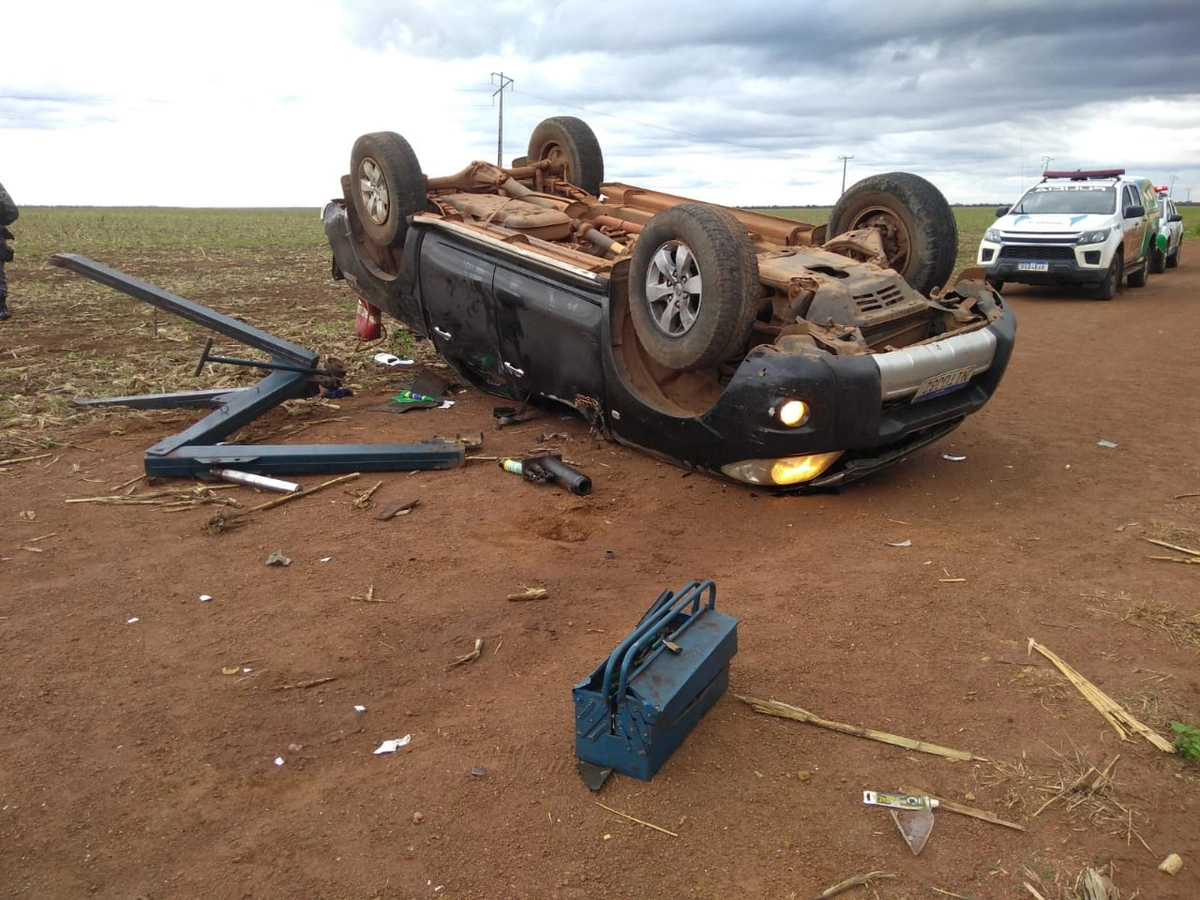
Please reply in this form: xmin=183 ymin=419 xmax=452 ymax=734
xmin=777 ymin=399 xmax=809 ymax=427
xmin=769 ymin=452 xmax=842 ymax=484
xmin=721 ymin=451 xmax=842 ymax=486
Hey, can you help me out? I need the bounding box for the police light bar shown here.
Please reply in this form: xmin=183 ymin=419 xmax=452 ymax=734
xmin=1155 ymin=184 xmax=1170 ymax=194
xmin=1042 ymin=168 xmax=1125 ymax=180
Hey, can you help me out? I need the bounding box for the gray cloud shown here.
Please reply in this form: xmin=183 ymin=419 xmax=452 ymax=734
xmin=341 ymin=0 xmax=1200 ymax=203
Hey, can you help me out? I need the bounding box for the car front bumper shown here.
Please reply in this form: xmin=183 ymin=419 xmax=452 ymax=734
xmin=607 ymin=303 xmax=1017 ymax=490
xmin=978 ymin=239 xmax=1114 ymax=286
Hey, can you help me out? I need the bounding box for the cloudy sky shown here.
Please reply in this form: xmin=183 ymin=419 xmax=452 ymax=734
xmin=3 ymin=0 xmax=1199 ymax=209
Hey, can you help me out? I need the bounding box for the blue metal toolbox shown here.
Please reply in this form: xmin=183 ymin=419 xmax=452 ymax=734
xmin=573 ymin=580 xmax=738 ymax=780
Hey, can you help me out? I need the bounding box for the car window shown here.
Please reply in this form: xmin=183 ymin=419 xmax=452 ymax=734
xmin=1123 ymin=185 xmax=1140 ymax=211
xmin=1012 ymin=185 xmax=1116 ymax=215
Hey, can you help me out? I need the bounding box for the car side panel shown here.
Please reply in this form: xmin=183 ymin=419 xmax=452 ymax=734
xmin=417 ymin=233 xmax=507 ymax=383
xmin=493 ymin=265 xmax=606 ymax=403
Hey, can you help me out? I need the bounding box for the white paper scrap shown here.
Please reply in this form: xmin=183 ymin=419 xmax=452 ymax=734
xmin=354 ymin=705 xmax=367 ymax=713
xmin=373 ymin=734 xmax=412 ymax=755
xmin=198 ymin=594 xmax=212 ymax=602
xmin=886 ymin=540 xmax=913 ymax=548
xmin=274 ymin=757 xmax=285 ymax=766
xmin=319 ymin=557 xmax=331 ymax=563
xmin=126 ymin=617 xmax=140 ymax=624
xmin=1097 ymin=440 xmax=1118 ymax=449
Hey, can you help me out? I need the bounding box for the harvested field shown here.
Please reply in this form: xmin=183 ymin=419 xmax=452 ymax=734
xmin=1 ymin=210 xmax=1198 ymax=899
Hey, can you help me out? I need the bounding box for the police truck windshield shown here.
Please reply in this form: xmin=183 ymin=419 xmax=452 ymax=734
xmin=1012 ymin=185 xmax=1117 ymax=215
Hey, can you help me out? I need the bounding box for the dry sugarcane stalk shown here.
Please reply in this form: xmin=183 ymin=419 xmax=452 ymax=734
xmin=272 ymin=676 xmax=337 ymax=691
xmin=594 ymin=802 xmax=678 ymax=837
xmin=1144 ymin=537 xmax=1200 ymax=556
xmin=506 ymin=586 xmax=548 ymax=601
xmin=736 ymin=695 xmax=983 ymax=761
xmin=0 ymin=452 xmax=53 ymax=466
xmin=816 ymin=871 xmax=895 ymax=899
xmin=245 ymin=471 xmax=361 ymax=513
xmin=1027 ymin=639 xmax=1175 ymax=752
xmin=444 ymin=638 xmax=483 ymax=670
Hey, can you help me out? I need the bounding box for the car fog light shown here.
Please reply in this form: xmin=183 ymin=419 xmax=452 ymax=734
xmin=721 ymin=451 xmax=842 ymax=486
xmin=777 ymin=399 xmax=809 ymax=427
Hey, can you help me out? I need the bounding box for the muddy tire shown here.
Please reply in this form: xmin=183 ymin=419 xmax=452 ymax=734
xmin=828 ymin=172 xmax=958 ymax=296
xmin=1150 ymin=244 xmax=1167 ymax=274
xmin=1127 ymin=261 xmax=1147 ymax=288
xmin=350 ymin=132 xmax=426 ymax=248
xmin=527 ymin=117 xmax=604 ymax=195
xmin=1096 ymin=254 xmax=1122 ymax=301
xmin=629 ymin=203 xmax=760 ymax=372
xmin=1167 ymin=242 xmax=1181 ymax=269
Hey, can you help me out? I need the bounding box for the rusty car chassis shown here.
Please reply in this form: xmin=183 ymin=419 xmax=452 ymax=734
xmin=324 ymin=117 xmax=1015 ymax=490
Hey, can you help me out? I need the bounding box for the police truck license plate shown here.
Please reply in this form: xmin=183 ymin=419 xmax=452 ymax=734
xmin=1017 ymin=261 xmax=1049 ymax=272
xmin=912 ymin=367 xmax=974 ymax=402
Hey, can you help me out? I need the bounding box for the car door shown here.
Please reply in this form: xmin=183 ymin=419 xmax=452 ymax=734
xmin=417 ymin=231 xmax=509 ymax=387
xmin=492 ymin=263 xmax=607 ymax=402
xmin=1120 ymin=183 xmax=1149 ymax=267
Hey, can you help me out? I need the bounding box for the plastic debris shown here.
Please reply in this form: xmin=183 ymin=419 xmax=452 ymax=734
xmin=274 ymin=757 xmax=284 ymax=766
xmin=940 ymin=452 xmax=967 ymax=462
xmin=1097 ymin=440 xmax=1118 ymax=449
xmin=127 ymin=617 xmax=140 ymax=624
xmin=373 ymin=735 xmax=412 ymax=755
xmin=319 ymin=556 xmax=332 ymax=563
xmin=374 ymin=352 xmax=413 ymax=367
xmin=886 ymin=540 xmax=912 ymax=548
xmin=198 ymin=594 xmax=212 ymax=602
xmin=470 ymin=766 xmax=488 ymax=777
xmin=354 ymin=705 xmax=367 ymax=713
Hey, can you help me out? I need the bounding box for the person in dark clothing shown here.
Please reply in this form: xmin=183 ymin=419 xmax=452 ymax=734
xmin=0 ymin=181 xmax=19 ymax=321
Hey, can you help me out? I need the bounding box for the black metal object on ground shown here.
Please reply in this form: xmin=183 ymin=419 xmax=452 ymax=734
xmin=51 ymin=253 xmax=465 ymax=477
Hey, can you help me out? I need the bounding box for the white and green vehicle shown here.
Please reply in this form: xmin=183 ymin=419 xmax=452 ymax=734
xmin=977 ymin=169 xmax=1161 ymax=300
xmin=1153 ymin=189 xmax=1184 ymax=271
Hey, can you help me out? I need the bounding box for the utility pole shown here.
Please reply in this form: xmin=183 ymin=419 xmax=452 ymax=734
xmin=838 ymin=155 xmax=854 ymax=195
xmin=1169 ymin=175 xmax=1177 ymax=198
xmin=491 ymin=72 xmax=514 ymax=166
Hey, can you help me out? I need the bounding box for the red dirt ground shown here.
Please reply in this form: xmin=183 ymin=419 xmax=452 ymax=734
xmin=3 ymin=258 xmax=1200 ymax=900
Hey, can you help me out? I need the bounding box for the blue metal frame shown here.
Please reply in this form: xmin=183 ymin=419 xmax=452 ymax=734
xmin=51 ymin=253 xmax=465 ymax=477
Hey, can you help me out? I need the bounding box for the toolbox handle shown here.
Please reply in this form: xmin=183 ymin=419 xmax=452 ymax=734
xmin=605 ymin=580 xmax=717 ymax=718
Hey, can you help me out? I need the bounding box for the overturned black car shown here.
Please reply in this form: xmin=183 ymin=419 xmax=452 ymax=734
xmin=324 ymin=117 xmax=1015 ymax=490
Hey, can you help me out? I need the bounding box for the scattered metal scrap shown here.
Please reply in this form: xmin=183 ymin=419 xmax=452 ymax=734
xmin=51 ymin=253 xmax=465 ymax=478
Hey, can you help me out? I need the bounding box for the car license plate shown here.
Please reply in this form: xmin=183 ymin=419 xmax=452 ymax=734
xmin=912 ymin=366 xmax=975 ymax=403
xmin=1017 ymin=261 xmax=1049 ymax=272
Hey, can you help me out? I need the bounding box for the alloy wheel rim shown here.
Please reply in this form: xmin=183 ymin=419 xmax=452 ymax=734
xmin=645 ymin=241 xmax=702 ymax=337
xmin=358 ymin=158 xmax=390 ymax=225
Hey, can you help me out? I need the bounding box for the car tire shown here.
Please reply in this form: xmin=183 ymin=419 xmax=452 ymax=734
xmin=1150 ymin=245 xmax=1167 ymax=274
xmin=527 ymin=117 xmax=604 ymax=195
xmin=1167 ymin=242 xmax=1181 ymax=269
xmin=828 ymin=172 xmax=958 ymax=296
xmin=1127 ymin=261 xmax=1147 ymax=288
xmin=629 ymin=203 xmax=760 ymax=372
xmin=986 ymin=277 xmax=1004 ymax=292
xmin=350 ymin=132 xmax=426 ymax=248
xmin=1096 ymin=255 xmax=1122 ymax=301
